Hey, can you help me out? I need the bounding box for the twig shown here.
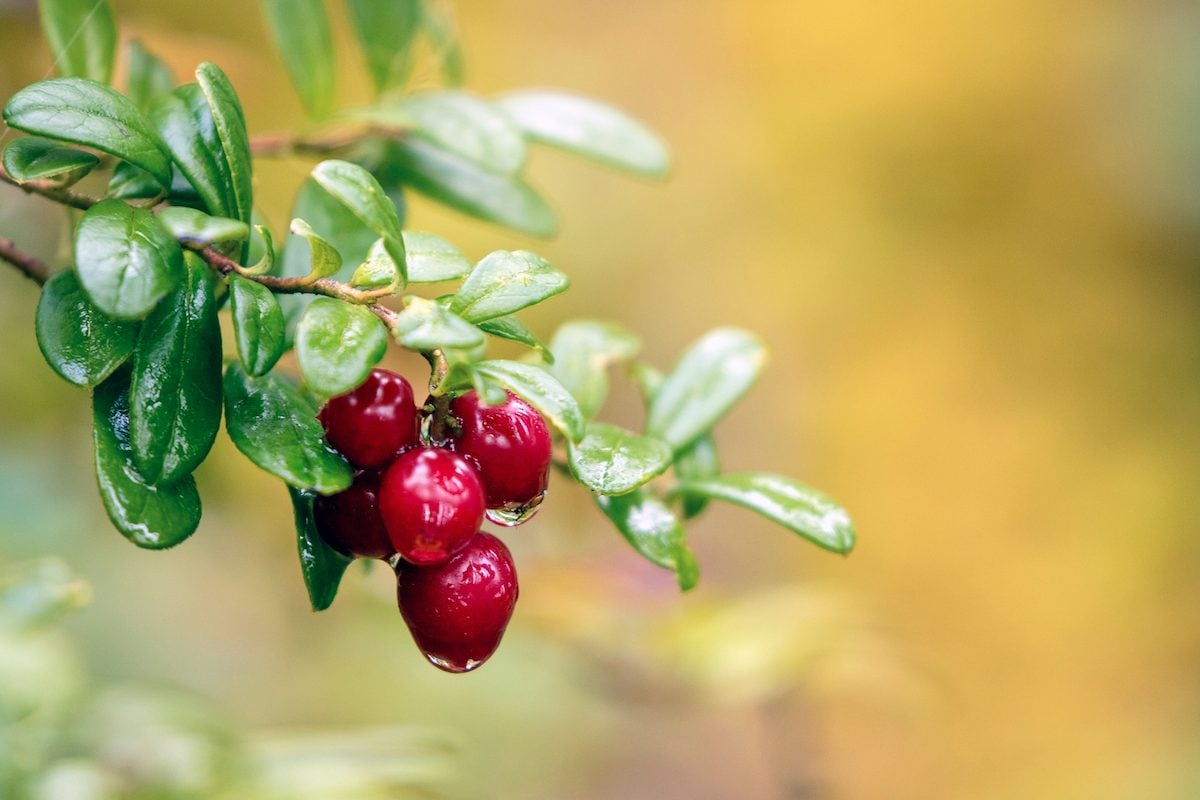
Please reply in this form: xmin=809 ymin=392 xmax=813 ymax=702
xmin=0 ymin=163 xmax=97 ymax=210
xmin=0 ymin=238 xmax=51 ymax=285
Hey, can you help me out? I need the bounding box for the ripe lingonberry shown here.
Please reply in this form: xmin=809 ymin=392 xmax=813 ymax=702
xmin=447 ymin=391 xmax=552 ymax=518
xmin=395 ymin=532 xmax=519 ymax=673
xmin=318 ymin=369 xmax=418 ymax=469
xmin=379 ymin=447 xmax=485 ymax=565
xmin=313 ymin=470 xmax=393 ymax=560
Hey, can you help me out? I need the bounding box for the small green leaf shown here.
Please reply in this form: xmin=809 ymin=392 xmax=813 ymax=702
xmin=288 ymin=487 xmax=352 ymax=611
xmin=229 ymin=275 xmax=285 ymax=376
xmin=646 ymin=328 xmax=767 ymax=451
xmin=74 ymin=199 xmax=184 ymax=320
xmin=629 ymin=361 xmax=663 ymax=407
xmin=477 ymin=315 xmax=552 ymax=361
xmin=311 ymin=160 xmax=406 ymax=281
xmin=195 ymin=62 xmax=253 ymax=228
xmin=158 ymin=207 xmax=249 ymax=245
xmin=569 ymin=423 xmax=672 ymax=495
xmin=35 ymin=269 xmax=137 ymax=387
xmin=104 ymin=161 xmax=163 ymax=201
xmin=380 ymin=139 xmax=556 ymax=237
xmin=222 ymin=362 xmax=352 ymax=493
xmin=151 ymin=85 xmax=235 ymax=220
xmin=349 ymin=238 xmax=400 ymax=291
xmin=595 ymin=491 xmax=698 ymax=591
xmin=243 ymin=225 xmax=276 ymax=276
xmin=346 ymin=0 xmax=421 ymax=93
xmin=296 ymin=298 xmax=389 ymax=397
xmin=2 ymin=137 xmax=98 ymax=184
xmin=390 ymin=296 xmax=483 ymax=351
xmin=125 ymin=40 xmax=175 ymax=111
xmin=290 ymin=218 xmax=342 ymax=280
xmin=547 ymin=320 xmax=641 ymax=419
xmin=92 ymin=368 xmax=202 ymax=550
xmin=420 ymin=0 xmax=464 ymax=85
xmin=498 ymin=90 xmax=670 ymax=177
xmin=262 ymin=0 xmax=336 ymax=119
xmin=401 ymin=230 xmax=471 ymax=283
xmin=675 ymin=434 xmax=719 ymax=519
xmin=470 ymin=359 xmax=585 ymax=442
xmin=129 ymin=256 xmax=223 ymax=485
xmin=38 ymin=0 xmax=117 ymax=84
xmin=279 ymin=178 xmax=379 ymax=281
xmin=4 ymin=78 xmax=172 ymax=186
xmin=670 ymin=473 xmax=855 ymax=555
xmin=449 ymin=250 xmax=567 ymax=323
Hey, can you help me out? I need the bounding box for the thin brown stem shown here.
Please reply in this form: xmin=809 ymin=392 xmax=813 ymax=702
xmin=0 ymin=163 xmax=98 ymax=210
xmin=0 ymin=238 xmax=51 ymax=285
xmin=248 ymin=127 xmax=372 ymax=159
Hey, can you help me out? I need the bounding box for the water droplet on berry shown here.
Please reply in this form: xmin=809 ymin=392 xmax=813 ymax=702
xmin=484 ymin=491 xmax=546 ymax=527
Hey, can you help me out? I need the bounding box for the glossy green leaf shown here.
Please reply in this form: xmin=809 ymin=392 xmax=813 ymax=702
xmin=151 ymin=85 xmax=236 ymax=219
xmin=158 ymin=207 xmax=249 ymax=245
xmin=470 ymin=359 xmax=585 ymax=442
xmin=646 ymin=328 xmax=767 ymax=451
xmin=4 ymin=78 xmax=172 ymax=186
xmin=104 ymin=161 xmax=162 ymax=201
xmin=477 ymin=315 xmax=551 ymax=360
xmin=74 ymin=199 xmax=184 ymax=320
xmin=346 ymin=0 xmax=420 ymax=93
xmin=244 ymin=224 xmax=276 ymax=276
xmin=296 ymin=298 xmax=389 ymax=397
xmin=125 ymin=40 xmax=175 ymax=111
xmin=290 ymin=218 xmax=342 ymax=280
xmin=311 ymin=160 xmax=406 ymax=279
xmin=2 ymin=137 xmax=98 ymax=184
xmin=401 ymin=230 xmax=471 ymax=283
xmin=381 ymin=139 xmax=556 ymax=237
xmin=38 ymin=0 xmax=117 ymax=84
xmin=547 ymin=320 xmax=640 ymax=419
xmin=670 ymin=473 xmax=855 ymax=555
xmin=449 ymin=250 xmax=567 ymax=323
xmin=674 ymin=434 xmax=719 ymax=519
xmin=35 ymin=269 xmax=137 ymax=387
xmin=349 ymin=238 xmax=401 ymax=290
xmin=498 ymin=90 xmax=670 ymax=177
xmin=129 ymin=256 xmax=223 ymax=485
xmin=196 ymin=62 xmax=253 ymax=228
xmin=229 ymin=275 xmax=285 ymax=376
xmin=289 ymin=487 xmax=352 ymax=611
xmin=280 ymin=178 xmax=379 ymax=281
xmin=222 ymin=362 xmax=352 ymax=494
xmin=390 ymin=296 xmax=483 ymax=351
xmin=569 ymin=423 xmax=672 ymax=496
xmin=595 ymin=491 xmax=698 ymax=591
xmin=262 ymin=0 xmax=335 ymax=118
xmin=92 ymin=368 xmax=202 ymax=549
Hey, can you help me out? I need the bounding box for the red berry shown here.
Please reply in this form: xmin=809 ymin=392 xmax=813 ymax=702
xmin=447 ymin=391 xmax=552 ymax=515
xmin=319 ymin=369 xmax=418 ymax=469
xmin=379 ymin=447 xmax=484 ymax=565
xmin=313 ymin=470 xmax=393 ymax=560
xmin=395 ymin=532 xmax=519 ymax=673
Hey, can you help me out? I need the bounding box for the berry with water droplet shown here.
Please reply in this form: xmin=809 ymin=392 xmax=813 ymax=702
xmin=447 ymin=391 xmax=551 ymax=517
xmin=379 ymin=447 xmax=485 ymax=565
xmin=319 ymin=369 xmax=418 ymax=469
xmin=313 ymin=470 xmax=394 ymax=560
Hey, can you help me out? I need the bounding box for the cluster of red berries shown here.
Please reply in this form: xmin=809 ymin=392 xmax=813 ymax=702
xmin=315 ymin=368 xmax=552 ymax=673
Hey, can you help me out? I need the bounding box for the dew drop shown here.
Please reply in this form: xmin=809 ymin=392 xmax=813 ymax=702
xmin=485 ymin=491 xmax=546 ymax=527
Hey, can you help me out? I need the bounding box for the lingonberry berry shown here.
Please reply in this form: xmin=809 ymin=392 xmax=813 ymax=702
xmin=395 ymin=532 xmax=519 ymax=673
xmin=318 ymin=369 xmax=418 ymax=469
xmin=379 ymin=447 xmax=485 ymax=565
xmin=446 ymin=391 xmax=552 ymax=521
xmin=313 ymin=470 xmax=393 ymax=560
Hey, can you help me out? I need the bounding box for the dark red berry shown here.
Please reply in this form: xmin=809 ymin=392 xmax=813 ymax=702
xmin=313 ymin=470 xmax=393 ymax=560
xmin=395 ymin=532 xmax=519 ymax=673
xmin=447 ymin=391 xmax=552 ymax=513
xmin=319 ymin=369 xmax=418 ymax=469
xmin=379 ymin=447 xmax=485 ymax=565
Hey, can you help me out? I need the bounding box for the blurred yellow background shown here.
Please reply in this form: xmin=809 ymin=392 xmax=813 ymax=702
xmin=2 ymin=1 xmax=1198 ymax=798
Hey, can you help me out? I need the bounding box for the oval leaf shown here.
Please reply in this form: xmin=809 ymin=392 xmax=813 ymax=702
xmin=151 ymin=85 xmax=236 ymax=220
xmin=229 ymin=275 xmax=285 ymax=376
xmin=296 ymin=298 xmax=389 ymax=397
xmin=674 ymin=434 xmax=719 ymax=519
xmin=346 ymin=0 xmax=419 ymax=93
xmin=196 ymin=63 xmax=253 ymax=228
xmin=547 ymin=320 xmax=641 ymax=419
xmin=477 ymin=315 xmax=552 ymax=361
xmin=2 ymin=136 xmax=98 ymax=184
xmin=35 ymin=269 xmax=137 ymax=387
xmin=568 ymin=423 xmax=673 ymax=495
xmin=595 ymin=491 xmax=698 ymax=591
xmin=92 ymin=368 xmax=202 ymax=549
xmin=222 ymin=362 xmax=352 ymax=494
xmin=390 ymin=296 xmax=483 ymax=351
xmin=470 ymin=359 xmax=585 ymax=442
xmin=75 ymin=199 xmax=184 ymax=320
xmin=126 ymin=40 xmax=175 ymax=111
xmin=350 ymin=238 xmax=400 ymax=290
xmin=450 ymin=250 xmax=568 ymax=323
xmin=262 ymin=0 xmax=335 ymax=119
xmin=38 ymin=0 xmax=117 ymax=84
xmin=311 ymin=160 xmax=406 ymax=281
xmin=671 ymin=473 xmax=855 ymax=555
xmin=289 ymin=487 xmax=352 ymax=611
xmin=402 ymin=230 xmax=471 ymax=283
xmin=645 ymin=328 xmax=767 ymax=451
xmin=158 ymin=207 xmax=249 ymax=245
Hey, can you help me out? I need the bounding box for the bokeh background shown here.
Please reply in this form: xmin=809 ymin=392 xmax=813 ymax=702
xmin=2 ymin=1 xmax=1199 ymax=798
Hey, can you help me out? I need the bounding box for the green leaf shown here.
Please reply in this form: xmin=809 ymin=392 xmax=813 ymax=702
xmin=262 ymin=0 xmax=336 ymax=118
xmin=498 ymin=90 xmax=670 ymax=177
xmin=349 ymin=238 xmax=400 ymax=291
xmin=105 ymin=161 xmax=163 ymax=201
xmin=38 ymin=0 xmax=117 ymax=84
xmin=74 ymin=198 xmax=184 ymax=320
xmin=3 ymin=78 xmax=172 ymax=186
xmin=195 ymin=62 xmax=253 ymax=228
xmin=629 ymin=361 xmax=663 ymax=407
xmin=346 ymin=0 xmax=421 ymax=93
xmin=449 ymin=250 xmax=567 ymax=323
xmin=420 ymin=0 xmax=463 ymax=85
xmin=380 ymin=139 xmax=556 ymax=237
xmin=290 ymin=218 xmax=342 ymax=280
xmin=470 ymin=359 xmax=585 ymax=442
xmin=279 ymin=178 xmax=379 ymax=281
xmin=645 ymin=328 xmax=767 ymax=451
xmin=311 ymin=160 xmax=406 ymax=281
xmin=150 ymin=86 xmax=235 ymax=220
xmin=568 ymin=423 xmax=672 ymax=495
xmin=35 ymin=269 xmax=137 ymax=387
xmin=670 ymin=473 xmax=855 ymax=555
xmin=401 ymin=230 xmax=471 ymax=283
xmin=128 ymin=256 xmax=223 ymax=485
xmin=295 ymin=298 xmax=389 ymax=397
xmin=674 ymin=434 xmax=719 ymax=519
xmin=92 ymin=368 xmax=202 ymax=550
xmin=547 ymin=320 xmax=640 ymax=419
xmin=125 ymin=40 xmax=175 ymax=111
xmin=288 ymin=487 xmax=352 ymax=611
xmin=244 ymin=224 xmax=276 ymax=276
xmin=229 ymin=275 xmax=285 ymax=376
xmin=595 ymin=491 xmax=698 ymax=591
xmin=390 ymin=296 xmax=483 ymax=351
xmin=158 ymin=207 xmax=249 ymax=245
xmin=2 ymin=136 xmax=98 ymax=184
xmin=477 ymin=315 xmax=552 ymax=361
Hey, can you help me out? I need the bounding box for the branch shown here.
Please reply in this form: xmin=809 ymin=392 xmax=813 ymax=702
xmin=0 ymin=238 xmax=51 ymax=285
xmin=0 ymin=163 xmax=98 ymax=211
xmin=249 ymin=127 xmax=372 ymax=159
